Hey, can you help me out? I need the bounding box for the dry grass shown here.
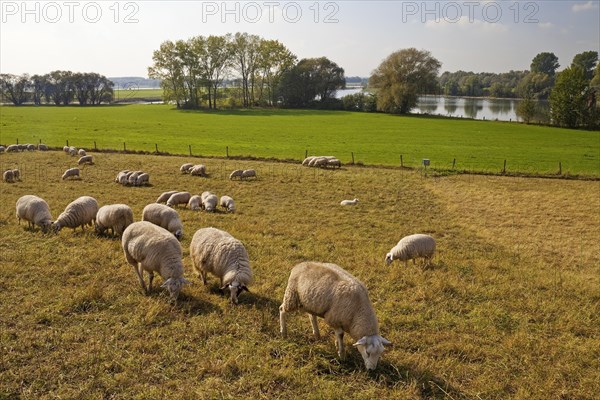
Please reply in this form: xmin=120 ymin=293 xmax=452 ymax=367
xmin=1 ymin=151 xmax=598 ymax=399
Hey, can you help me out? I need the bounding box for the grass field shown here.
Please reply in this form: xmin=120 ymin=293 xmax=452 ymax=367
xmin=113 ymin=89 xmax=163 ymax=102
xmin=1 ymin=104 xmax=599 ymax=176
xmin=1 ymin=150 xmax=599 ymax=399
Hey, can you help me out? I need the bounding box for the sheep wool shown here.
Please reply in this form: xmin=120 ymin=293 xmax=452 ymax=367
xmin=61 ymin=168 xmax=80 ymax=180
xmin=190 ymin=164 xmax=207 ymax=177
xmin=95 ymin=204 xmax=134 ymax=236
xmin=188 ymin=195 xmax=202 ymax=211
xmin=340 ymin=198 xmax=359 ymax=206
xmin=189 ymin=227 xmax=252 ymax=304
xmin=166 ymin=192 xmax=191 ymax=208
xmin=280 ymin=262 xmax=391 ymax=370
xmin=16 ymin=195 xmax=53 ymax=233
xmin=142 ymin=203 xmax=183 ymax=240
xmin=38 ymin=144 xmax=49 ymax=151
xmin=180 ymin=163 xmax=194 ymax=173
xmin=115 ymin=170 xmax=130 ymax=183
xmin=78 ymin=155 xmax=93 ymax=165
xmin=219 ymin=195 xmax=235 ymax=212
xmin=122 ymin=221 xmax=190 ymax=300
xmin=53 ymin=196 xmax=99 ymax=232
xmin=229 ymin=169 xmax=243 ymax=180
xmin=201 ymin=191 xmax=218 ymax=212
xmin=241 ymin=169 xmax=256 ymax=179
xmin=135 ymin=173 xmax=150 ymax=186
xmin=156 ymin=190 xmax=179 ymax=203
xmin=385 ymin=233 xmax=436 ymax=268
xmin=78 ymin=149 xmax=86 ymax=156
xmin=3 ymin=170 xmax=15 ymax=183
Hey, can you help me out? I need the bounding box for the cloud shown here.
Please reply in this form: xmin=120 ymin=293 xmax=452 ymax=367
xmin=572 ymin=1 xmax=598 ymax=12
xmin=425 ymin=16 xmax=508 ymax=33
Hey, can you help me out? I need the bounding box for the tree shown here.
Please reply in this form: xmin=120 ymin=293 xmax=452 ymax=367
xmin=591 ymin=63 xmax=600 ymax=88
xmin=0 ymin=74 xmax=30 ymax=105
xmin=516 ymin=94 xmax=537 ymax=124
xmin=369 ymin=48 xmax=441 ymax=114
xmin=30 ymin=74 xmax=46 ymax=105
xmin=530 ymin=52 xmax=560 ymax=76
xmin=572 ymin=51 xmax=599 ymax=81
xmin=148 ymin=40 xmax=186 ymax=108
xmin=549 ymin=67 xmax=589 ymax=128
xmin=256 ymin=39 xmax=296 ymax=106
xmin=230 ymin=32 xmax=261 ymax=107
xmin=517 ymin=72 xmax=553 ymax=99
xmin=193 ymin=34 xmax=233 ymax=109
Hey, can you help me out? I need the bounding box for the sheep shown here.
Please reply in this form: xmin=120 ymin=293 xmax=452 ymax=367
xmin=190 ymin=164 xmax=207 ymax=177
xmin=189 ymin=227 xmax=252 ymax=304
xmin=135 ymin=172 xmax=150 ymax=186
xmin=308 ymin=157 xmax=324 ymax=167
xmin=78 ymin=148 xmax=86 ymax=156
xmin=156 ymin=190 xmax=179 ymax=203
xmin=11 ymin=169 xmax=21 ymax=181
xmin=302 ymin=156 xmax=316 ymax=166
xmin=279 ymin=262 xmax=391 ymax=370
xmin=166 ymin=192 xmax=191 ymax=208
xmin=188 ymin=195 xmax=202 ymax=211
xmin=201 ymin=191 xmax=218 ymax=212
xmin=3 ymin=170 xmax=15 ymax=183
xmin=327 ymin=159 xmax=342 ymax=169
xmin=219 ymin=195 xmax=235 ymax=213
xmin=115 ymin=170 xmax=130 ymax=183
xmin=18 ymin=144 xmax=27 ymax=151
xmin=385 ymin=234 xmax=436 ymax=268
xmin=142 ymin=203 xmax=183 ymax=240
xmin=312 ymin=157 xmax=328 ymax=168
xmin=95 ymin=204 xmax=134 ymax=236
xmin=6 ymin=144 xmax=19 ymax=152
xmin=63 ymin=146 xmax=70 ymax=153
xmin=0 ymin=145 xmax=5 ymax=152
xmin=127 ymin=171 xmax=143 ymax=186
xmin=61 ymin=168 xmax=80 ymax=180
xmin=16 ymin=195 xmax=53 ymax=233
xmin=38 ymin=144 xmax=48 ymax=151
xmin=340 ymin=198 xmax=359 ymax=206
xmin=68 ymin=146 xmax=77 ymax=156
xmin=26 ymin=144 xmax=35 ymax=151
xmin=120 ymin=171 xmax=134 ymax=185
xmin=52 ymin=196 xmax=99 ymax=232
xmin=180 ymin=163 xmax=194 ymax=173
xmin=229 ymin=169 xmax=244 ymax=180
xmin=241 ymin=169 xmax=257 ymax=180
xmin=122 ymin=221 xmax=190 ymax=300
xmin=77 ymin=155 xmax=93 ymax=166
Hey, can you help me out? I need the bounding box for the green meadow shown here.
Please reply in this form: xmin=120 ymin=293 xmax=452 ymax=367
xmin=1 ymin=104 xmax=598 ymax=176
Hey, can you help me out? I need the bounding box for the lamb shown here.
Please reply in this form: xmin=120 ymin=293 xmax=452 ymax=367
xmin=78 ymin=148 xmax=86 ymax=156
xmin=16 ymin=195 xmax=53 ymax=233
xmin=122 ymin=221 xmax=190 ymax=300
xmin=95 ymin=204 xmax=134 ymax=236
xmin=189 ymin=227 xmax=252 ymax=304
xmin=3 ymin=170 xmax=15 ymax=183
xmin=190 ymin=164 xmax=207 ymax=177
xmin=61 ymin=168 xmax=80 ymax=180
xmin=229 ymin=169 xmax=243 ymax=180
xmin=135 ymin=172 xmax=150 ymax=186
xmin=156 ymin=190 xmax=179 ymax=203
xmin=166 ymin=191 xmax=191 ymax=208
xmin=241 ymin=169 xmax=257 ymax=180
xmin=78 ymin=155 xmax=93 ymax=165
xmin=340 ymin=198 xmax=359 ymax=206
xmin=52 ymin=196 xmax=99 ymax=232
xmin=385 ymin=234 xmax=436 ymax=268
xmin=142 ymin=203 xmax=183 ymax=240
xmin=38 ymin=144 xmax=49 ymax=151
xmin=115 ymin=170 xmax=130 ymax=183
xmin=219 ymin=195 xmax=235 ymax=212
xmin=201 ymin=191 xmax=218 ymax=212
xmin=180 ymin=163 xmax=194 ymax=173
xmin=188 ymin=195 xmax=202 ymax=211
xmin=279 ymin=262 xmax=391 ymax=370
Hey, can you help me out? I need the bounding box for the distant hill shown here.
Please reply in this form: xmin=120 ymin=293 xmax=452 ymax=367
xmin=109 ymin=77 xmax=161 ymax=89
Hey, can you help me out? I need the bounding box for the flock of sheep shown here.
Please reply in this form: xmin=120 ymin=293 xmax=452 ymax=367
xmin=7 ymin=149 xmax=438 ymax=371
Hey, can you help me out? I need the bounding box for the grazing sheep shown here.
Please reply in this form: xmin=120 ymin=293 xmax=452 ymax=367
xmin=166 ymin=192 xmax=191 ymax=208
xmin=38 ymin=144 xmax=48 ymax=151
xmin=201 ymin=191 xmax=218 ymax=212
xmin=142 ymin=203 xmax=183 ymax=240
xmin=302 ymin=156 xmax=316 ymax=166
xmin=327 ymin=159 xmax=342 ymax=169
xmin=12 ymin=169 xmax=21 ymax=181
xmin=115 ymin=170 xmax=130 ymax=183
xmin=135 ymin=172 xmax=150 ymax=186
xmin=340 ymin=198 xmax=359 ymax=206
xmin=180 ymin=163 xmax=194 ymax=173
xmin=308 ymin=157 xmax=324 ymax=167
xmin=0 ymin=146 xmax=6 ymax=152
xmin=122 ymin=221 xmax=190 ymax=300
xmin=229 ymin=169 xmax=244 ymax=180
xmin=63 ymin=146 xmax=70 ymax=153
xmin=188 ymin=195 xmax=202 ymax=211
xmin=241 ymin=169 xmax=257 ymax=180
xmin=18 ymin=144 xmax=27 ymax=151
xmin=77 ymin=155 xmax=93 ymax=166
xmin=190 ymin=164 xmax=207 ymax=177
xmin=3 ymin=170 xmax=15 ymax=183
xmin=61 ymin=168 xmax=80 ymax=180
xmin=15 ymin=195 xmax=53 ymax=233
xmin=280 ymin=262 xmax=391 ymax=370
xmin=95 ymin=204 xmax=134 ymax=236
xmin=156 ymin=190 xmax=179 ymax=204
xmin=6 ymin=144 xmax=19 ymax=152
xmin=52 ymin=196 xmax=99 ymax=232
xmin=26 ymin=144 xmax=35 ymax=151
xmin=78 ymin=148 xmax=86 ymax=156
xmin=219 ymin=195 xmax=235 ymax=213
xmin=189 ymin=227 xmax=252 ymax=304
xmin=385 ymin=234 xmax=436 ymax=268
xmin=68 ymin=146 xmax=77 ymax=156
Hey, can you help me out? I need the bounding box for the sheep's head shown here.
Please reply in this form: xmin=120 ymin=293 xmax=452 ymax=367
xmin=385 ymin=253 xmax=394 ymax=266
xmin=175 ymin=229 xmax=183 ymax=240
xmin=51 ymin=221 xmax=62 ymax=233
xmin=40 ymin=220 xmax=52 ymax=234
xmin=161 ymin=277 xmax=191 ymax=300
xmin=353 ymin=335 xmax=392 ymax=370
xmin=221 ymin=281 xmax=250 ymax=304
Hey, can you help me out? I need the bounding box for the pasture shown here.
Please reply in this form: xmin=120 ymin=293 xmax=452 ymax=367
xmin=1 ymin=104 xmax=599 ymax=176
xmin=1 ymin=150 xmax=598 ymax=399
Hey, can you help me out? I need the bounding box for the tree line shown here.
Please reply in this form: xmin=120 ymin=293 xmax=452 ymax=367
xmin=0 ymin=71 xmax=114 ymax=106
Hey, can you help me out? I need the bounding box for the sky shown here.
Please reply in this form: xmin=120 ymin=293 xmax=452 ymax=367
xmin=1 ymin=0 xmax=599 ymax=78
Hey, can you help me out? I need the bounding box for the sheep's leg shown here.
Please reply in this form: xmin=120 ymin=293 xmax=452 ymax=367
xmin=148 ymin=271 xmax=154 ymax=292
xmin=404 ymin=260 xmax=408 ymax=268
xmin=279 ymin=306 xmax=288 ymax=338
xmin=309 ymin=314 xmax=320 ymax=338
xmin=200 ymin=270 xmax=207 ymax=285
xmin=132 ymin=264 xmax=148 ymax=294
xmin=334 ymin=328 xmax=345 ymax=360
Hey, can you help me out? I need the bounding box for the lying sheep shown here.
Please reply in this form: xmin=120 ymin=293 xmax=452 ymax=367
xmin=78 ymin=149 xmax=86 ymax=156
xmin=52 ymin=196 xmax=99 ymax=232
xmin=385 ymin=234 xmax=436 ymax=268
xmin=188 ymin=195 xmax=202 ymax=211
xmin=229 ymin=169 xmax=243 ymax=180
xmin=120 ymin=171 xmax=134 ymax=185
xmin=6 ymin=144 xmax=19 ymax=152
xmin=78 ymin=155 xmax=93 ymax=166
xmin=280 ymin=262 xmax=391 ymax=370
xmin=201 ymin=191 xmax=218 ymax=212
xmin=190 ymin=164 xmax=207 ymax=177
xmin=12 ymin=169 xmax=21 ymax=181
xmin=241 ymin=169 xmax=257 ymax=180
xmin=95 ymin=204 xmax=134 ymax=236
xmin=38 ymin=144 xmax=48 ymax=151
xmin=26 ymin=144 xmax=35 ymax=151
xmin=142 ymin=203 xmax=183 ymax=240
xmin=135 ymin=172 xmax=150 ymax=186
xmin=127 ymin=171 xmax=143 ymax=186
xmin=340 ymin=198 xmax=359 ymax=206
xmin=189 ymin=227 xmax=252 ymax=304
xmin=302 ymin=156 xmax=316 ymax=166
xmin=115 ymin=170 xmax=130 ymax=183
xmin=61 ymin=168 xmax=80 ymax=180
xmin=166 ymin=192 xmax=191 ymax=208
xmin=16 ymin=195 xmax=53 ymax=233
xmin=327 ymin=159 xmax=341 ymax=169
xmin=3 ymin=170 xmax=15 ymax=183
xmin=219 ymin=196 xmax=235 ymax=212
xmin=156 ymin=190 xmax=179 ymax=203
xmin=122 ymin=221 xmax=190 ymax=300
xmin=180 ymin=163 xmax=194 ymax=173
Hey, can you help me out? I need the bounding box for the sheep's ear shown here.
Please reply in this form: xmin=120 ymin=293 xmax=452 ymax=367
xmin=380 ymin=336 xmax=392 ymax=346
xmin=161 ymin=278 xmax=173 ymax=288
xmin=353 ymin=337 xmax=367 ymax=347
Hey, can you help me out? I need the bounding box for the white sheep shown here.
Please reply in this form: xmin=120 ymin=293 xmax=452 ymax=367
xmin=122 ymin=221 xmax=190 ymax=300
xmin=16 ymin=195 xmax=53 ymax=233
xmin=280 ymin=262 xmax=391 ymax=370
xmin=61 ymin=168 xmax=80 ymax=180
xmin=18 ymin=144 xmax=27 ymax=151
xmin=241 ymin=169 xmax=257 ymax=180
xmin=156 ymin=190 xmax=179 ymax=203
xmin=3 ymin=170 xmax=15 ymax=183
xmin=0 ymin=145 xmax=6 ymax=152
xmin=190 ymin=227 xmax=253 ymax=304
xmin=340 ymin=198 xmax=359 ymax=206
xmin=77 ymin=155 xmax=93 ymax=165
xmin=190 ymin=164 xmax=207 ymax=177
xmin=327 ymin=159 xmax=341 ymax=169
xmin=63 ymin=146 xmax=70 ymax=153
xmin=229 ymin=169 xmax=243 ymax=180
xmin=219 ymin=196 xmax=235 ymax=213
xmin=308 ymin=157 xmax=324 ymax=167
xmin=127 ymin=171 xmax=143 ymax=186
xmin=166 ymin=192 xmax=191 ymax=208
xmin=115 ymin=170 xmax=130 ymax=183
xmin=135 ymin=172 xmax=150 ymax=186
xmin=26 ymin=144 xmax=35 ymax=151
xmin=95 ymin=204 xmax=134 ymax=236
xmin=78 ymin=148 xmax=86 ymax=156
xmin=142 ymin=203 xmax=183 ymax=240
xmin=6 ymin=144 xmax=19 ymax=152
xmin=188 ymin=195 xmax=202 ymax=211
xmin=201 ymin=191 xmax=218 ymax=212
xmin=52 ymin=196 xmax=99 ymax=232
xmin=302 ymin=156 xmax=316 ymax=166
xmin=38 ymin=144 xmax=49 ymax=151
xmin=120 ymin=171 xmax=134 ymax=185
xmin=385 ymin=234 xmax=436 ymax=268
xmin=68 ymin=146 xmax=77 ymax=156
xmin=180 ymin=163 xmax=194 ymax=173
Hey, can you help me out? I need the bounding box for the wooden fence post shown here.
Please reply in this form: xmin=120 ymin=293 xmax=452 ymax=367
xmin=452 ymin=158 xmax=456 ymax=170
xmin=351 ymin=152 xmax=355 ymax=164
xmin=305 ymin=149 xmax=308 ymax=159
xmin=400 ymin=154 xmax=403 ymax=168
xmin=66 ymin=140 xmax=69 ymax=146
xmin=124 ymin=142 xmax=126 ymax=152
xmin=155 ymin=143 xmax=159 ymax=153
xmin=189 ymin=145 xmax=192 ymax=156
xmin=558 ymin=162 xmax=562 ymax=175
xmin=94 ymin=141 xmax=97 ymax=151
xmin=226 ymin=146 xmax=229 ymax=158
xmin=16 ymin=138 xmax=19 ymax=144
xmin=502 ymin=159 xmax=506 ymax=174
